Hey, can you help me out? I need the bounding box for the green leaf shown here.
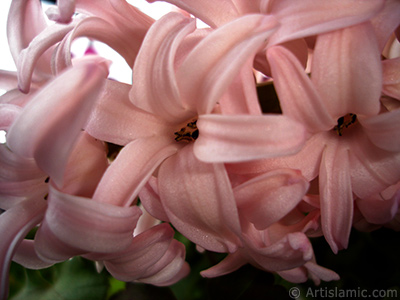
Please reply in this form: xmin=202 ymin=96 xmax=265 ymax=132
xmin=10 ymin=257 xmax=109 ymax=300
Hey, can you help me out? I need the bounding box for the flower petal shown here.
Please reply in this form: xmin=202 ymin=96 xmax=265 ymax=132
xmin=319 ymin=140 xmax=353 ymax=254
xmin=93 ymin=136 xmax=178 ymax=207
xmin=130 ymin=12 xmax=196 ymax=123
xmin=267 ymin=45 xmax=335 ymax=132
xmin=45 ymin=0 xmax=75 ymax=23
xmin=234 ymin=169 xmax=309 ymax=230
xmin=264 ymin=0 xmax=385 ymax=46
xmin=177 ymin=14 xmax=278 ymax=115
xmin=0 ymin=198 xmax=47 ymax=300
xmin=159 ymin=144 xmax=242 ymax=253
xmin=200 ymin=251 xmax=247 ymax=278
xmin=382 ymin=57 xmax=400 ymax=100
xmin=360 ymin=109 xmax=400 ymax=152
xmin=35 ymin=184 xmax=141 ymax=261
xmin=311 ymin=22 xmax=382 ymax=118
xmin=7 ymin=58 xmax=109 ymax=187
xmin=194 ymin=114 xmax=306 ymax=162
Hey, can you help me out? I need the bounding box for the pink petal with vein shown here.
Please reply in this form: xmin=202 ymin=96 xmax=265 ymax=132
xmin=200 ymin=251 xmax=247 ymax=278
xmin=159 ymin=144 xmax=242 ymax=253
xmin=177 ymin=14 xmax=278 ymax=115
xmin=234 ymin=169 xmax=309 ymax=230
xmin=194 ymin=114 xmax=306 ymax=162
xmin=139 ymin=176 xmax=170 ymax=222
xmin=93 ymin=136 xmax=178 ymax=207
xmin=311 ymin=23 xmax=381 ymax=118
xmin=7 ymin=59 xmax=109 ymax=186
xmin=319 ymin=140 xmax=353 ymax=254
xmin=12 ymin=239 xmax=54 ymax=270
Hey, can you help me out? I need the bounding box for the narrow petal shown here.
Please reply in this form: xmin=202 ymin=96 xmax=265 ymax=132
xmin=311 ymin=22 xmax=382 ymax=118
xmin=319 ymin=140 xmax=353 ymax=253
xmin=264 ymin=0 xmax=385 ymax=46
xmin=0 ymin=198 xmax=47 ymax=300
xmin=138 ymin=177 xmax=170 ymax=222
xmin=159 ymin=144 xmax=242 ymax=253
xmin=360 ymin=109 xmax=400 ymax=152
xmin=93 ymin=136 xmax=178 ymax=207
xmin=234 ymin=169 xmax=309 ymax=230
xmin=130 ymin=12 xmax=196 ymax=123
xmin=194 ymin=114 xmax=306 ymax=163
xmin=267 ymin=45 xmax=335 ymax=132
xmin=7 ymin=58 xmax=109 ymax=187
xmin=177 ymin=14 xmax=278 ymax=115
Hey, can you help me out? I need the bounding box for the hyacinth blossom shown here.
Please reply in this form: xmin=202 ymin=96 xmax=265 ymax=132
xmin=1 ymin=0 xmax=400 ymax=299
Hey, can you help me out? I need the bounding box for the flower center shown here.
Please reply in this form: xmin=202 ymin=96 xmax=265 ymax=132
xmin=333 ymin=113 xmax=357 ymax=136
xmin=174 ymin=119 xmax=199 ymax=142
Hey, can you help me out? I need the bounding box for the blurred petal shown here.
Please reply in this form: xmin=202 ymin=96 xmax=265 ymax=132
xmin=146 ymin=0 xmax=240 ymax=28
xmin=234 ymin=169 xmax=309 ymax=230
xmin=194 ymin=114 xmax=306 ymax=162
xmin=319 ymin=140 xmax=353 ymax=253
xmin=311 ymin=22 xmax=382 ymax=118
xmin=0 ymin=198 xmax=46 ymax=300
xmin=350 ymin=133 xmax=400 ymax=199
xmin=7 ymin=0 xmax=47 ymax=66
xmin=16 ymin=19 xmax=81 ymax=93
xmin=360 ymin=109 xmax=400 ymax=152
xmin=177 ymin=14 xmax=278 ymax=115
xmin=382 ymin=57 xmax=400 ymax=100
xmin=7 ymin=58 xmax=109 ymax=187
xmin=12 ymin=239 xmax=54 ymax=270
xmin=46 ymin=0 xmax=75 ymax=23
xmin=264 ymin=0 xmax=385 ymax=46
xmin=159 ymin=144 xmax=242 ymax=253
xmin=356 ymin=193 xmax=399 ymax=225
